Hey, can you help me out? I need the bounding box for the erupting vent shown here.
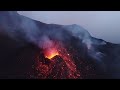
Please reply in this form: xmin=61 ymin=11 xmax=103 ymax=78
xmin=44 ymin=47 xmax=59 ymax=60
xmin=33 ymin=41 xmax=81 ymax=79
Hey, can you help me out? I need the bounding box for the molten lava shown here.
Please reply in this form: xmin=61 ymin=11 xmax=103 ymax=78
xmin=34 ymin=41 xmax=81 ymax=79
xmin=44 ymin=48 xmax=59 ymax=60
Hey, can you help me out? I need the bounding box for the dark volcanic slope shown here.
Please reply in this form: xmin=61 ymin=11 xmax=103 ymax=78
xmin=0 ymin=11 xmax=120 ymax=79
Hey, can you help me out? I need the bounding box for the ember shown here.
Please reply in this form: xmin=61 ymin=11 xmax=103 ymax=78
xmin=34 ymin=40 xmax=80 ymax=79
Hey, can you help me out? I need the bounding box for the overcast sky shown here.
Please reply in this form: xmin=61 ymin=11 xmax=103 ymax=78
xmin=18 ymin=11 xmax=120 ymax=44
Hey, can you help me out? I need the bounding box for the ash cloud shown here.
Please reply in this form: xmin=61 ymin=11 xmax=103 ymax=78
xmin=62 ymin=24 xmax=106 ymax=62
xmin=38 ymin=36 xmax=54 ymax=49
xmin=0 ymin=11 xmax=105 ymax=62
xmin=0 ymin=11 xmax=73 ymax=50
xmin=0 ymin=11 xmax=106 ymax=61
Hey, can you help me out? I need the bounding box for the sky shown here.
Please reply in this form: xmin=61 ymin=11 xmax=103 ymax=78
xmin=18 ymin=11 xmax=120 ymax=44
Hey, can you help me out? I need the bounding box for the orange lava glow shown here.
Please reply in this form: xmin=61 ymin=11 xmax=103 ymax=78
xmin=44 ymin=48 xmax=59 ymax=60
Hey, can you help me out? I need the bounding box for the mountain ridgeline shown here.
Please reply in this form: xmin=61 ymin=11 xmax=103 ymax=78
xmin=0 ymin=11 xmax=120 ymax=79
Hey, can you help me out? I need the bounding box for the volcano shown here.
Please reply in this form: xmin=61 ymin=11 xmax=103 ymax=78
xmin=0 ymin=11 xmax=120 ymax=79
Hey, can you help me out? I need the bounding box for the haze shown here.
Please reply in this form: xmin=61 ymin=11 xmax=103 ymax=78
xmin=18 ymin=11 xmax=120 ymax=44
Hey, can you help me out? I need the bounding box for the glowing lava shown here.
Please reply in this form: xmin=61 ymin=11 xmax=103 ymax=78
xmin=34 ymin=41 xmax=81 ymax=79
xmin=44 ymin=48 xmax=59 ymax=60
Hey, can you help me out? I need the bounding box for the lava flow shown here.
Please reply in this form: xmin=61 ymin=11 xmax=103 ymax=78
xmin=34 ymin=40 xmax=80 ymax=79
